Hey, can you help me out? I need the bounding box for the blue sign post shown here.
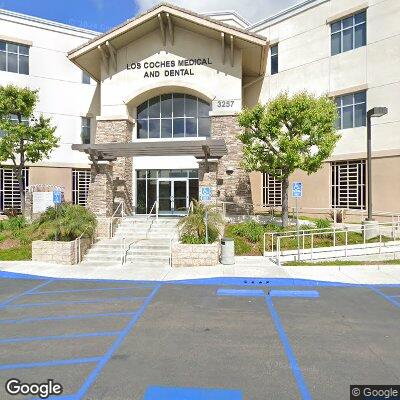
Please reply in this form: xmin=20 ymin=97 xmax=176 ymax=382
xmin=53 ymin=190 xmax=62 ymax=205
xmin=292 ymin=182 xmax=303 ymax=261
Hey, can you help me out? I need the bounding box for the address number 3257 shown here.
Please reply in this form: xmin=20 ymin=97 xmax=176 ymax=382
xmin=216 ymin=100 xmax=235 ymax=108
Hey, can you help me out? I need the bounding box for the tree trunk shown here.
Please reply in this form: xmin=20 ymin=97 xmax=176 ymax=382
xmin=281 ymin=176 xmax=289 ymax=227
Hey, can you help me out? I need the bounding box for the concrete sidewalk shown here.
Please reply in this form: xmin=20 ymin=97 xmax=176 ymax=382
xmin=0 ymin=256 xmax=399 ymax=284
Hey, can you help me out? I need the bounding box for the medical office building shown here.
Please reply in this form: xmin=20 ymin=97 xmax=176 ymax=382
xmin=0 ymin=0 xmax=399 ymax=218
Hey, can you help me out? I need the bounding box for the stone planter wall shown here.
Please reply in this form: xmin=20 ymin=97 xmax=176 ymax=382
xmin=172 ymin=242 xmax=220 ymax=267
xmin=32 ymin=238 xmax=91 ymax=265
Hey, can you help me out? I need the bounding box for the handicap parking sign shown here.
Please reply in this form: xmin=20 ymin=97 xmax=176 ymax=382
xmin=292 ymin=182 xmax=303 ymax=198
xmin=200 ymin=187 xmax=212 ymax=202
xmin=53 ymin=190 xmax=62 ymax=204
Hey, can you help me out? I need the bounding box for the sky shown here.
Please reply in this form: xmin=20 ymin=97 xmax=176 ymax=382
xmin=0 ymin=0 xmax=299 ymax=32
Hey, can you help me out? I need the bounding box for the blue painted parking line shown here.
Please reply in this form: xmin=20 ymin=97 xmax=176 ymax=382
xmin=144 ymin=386 xmax=243 ymax=399
xmin=217 ymin=288 xmax=265 ymax=297
xmin=31 ymin=285 xmax=156 ymax=295
xmin=74 ymin=284 xmax=162 ymax=400
xmin=0 ymin=330 xmax=120 ymax=344
xmin=0 ymin=311 xmax=137 ymax=325
xmin=371 ymin=287 xmax=400 ymax=309
xmin=5 ymin=295 xmax=146 ymax=308
xmin=0 ymin=356 xmax=102 ymax=371
xmin=269 ymin=290 xmax=320 ymax=298
xmin=265 ymin=296 xmax=312 ymax=400
xmin=0 ymin=279 xmax=54 ymax=308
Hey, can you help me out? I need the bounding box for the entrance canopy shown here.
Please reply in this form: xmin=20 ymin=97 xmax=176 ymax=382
xmin=72 ymin=139 xmax=227 ymax=161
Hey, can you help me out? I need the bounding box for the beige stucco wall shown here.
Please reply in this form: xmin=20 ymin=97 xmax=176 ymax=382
xmin=29 ymin=167 xmax=73 ymax=202
xmin=251 ymin=155 xmax=400 ymax=217
xmin=100 ymin=25 xmax=243 ymax=119
xmin=246 ymin=0 xmax=400 ymax=160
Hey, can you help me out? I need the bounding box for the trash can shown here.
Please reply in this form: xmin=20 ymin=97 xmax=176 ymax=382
xmin=220 ymin=238 xmax=235 ymax=265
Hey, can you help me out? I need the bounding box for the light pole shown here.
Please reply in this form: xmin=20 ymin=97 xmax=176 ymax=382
xmin=366 ymin=107 xmax=388 ymax=221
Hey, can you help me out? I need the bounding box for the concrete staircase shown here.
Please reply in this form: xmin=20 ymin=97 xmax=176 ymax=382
xmin=81 ymin=216 xmax=180 ymax=267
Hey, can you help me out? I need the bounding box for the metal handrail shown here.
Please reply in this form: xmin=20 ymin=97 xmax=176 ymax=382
xmin=74 ymin=225 xmax=95 ymax=264
xmin=147 ymin=200 xmax=159 ymax=221
xmin=273 ymin=221 xmax=400 ymax=265
xmin=109 ymin=201 xmax=125 ymax=239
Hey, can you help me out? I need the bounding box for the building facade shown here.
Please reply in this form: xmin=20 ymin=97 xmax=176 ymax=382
xmin=0 ymin=0 xmax=399 ymax=217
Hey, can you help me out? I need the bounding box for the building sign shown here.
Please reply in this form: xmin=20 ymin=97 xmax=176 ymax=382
xmin=292 ymin=182 xmax=303 ymax=198
xmin=200 ymin=187 xmax=212 ymax=202
xmin=32 ymin=192 xmax=54 ymax=214
xmin=126 ymin=57 xmax=213 ymax=78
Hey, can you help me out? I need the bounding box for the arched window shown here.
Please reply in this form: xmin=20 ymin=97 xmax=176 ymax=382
xmin=137 ymin=93 xmax=211 ymax=139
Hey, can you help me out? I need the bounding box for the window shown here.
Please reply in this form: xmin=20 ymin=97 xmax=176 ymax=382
xmin=81 ymin=117 xmax=91 ymax=144
xmin=262 ymin=173 xmax=282 ymax=206
xmin=137 ymin=93 xmax=211 ymax=139
xmin=0 ymin=41 xmax=29 ymax=75
xmin=0 ymin=167 xmax=29 ymax=212
xmin=331 ymin=11 xmax=366 ymax=56
xmin=335 ymin=91 xmax=366 ymax=130
xmin=72 ymin=169 xmax=91 ymax=206
xmin=271 ymin=44 xmax=278 ymax=75
xmin=82 ymin=71 xmax=91 ymax=84
xmin=331 ymin=160 xmax=366 ymax=210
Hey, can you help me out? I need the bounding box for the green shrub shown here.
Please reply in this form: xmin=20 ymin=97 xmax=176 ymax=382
xmin=36 ymin=204 xmax=97 ymax=241
xmin=0 ymin=215 xmax=27 ymax=231
xmin=231 ymin=220 xmax=264 ymax=243
xmin=178 ymin=200 xmax=223 ymax=244
xmin=315 ymin=218 xmax=332 ymax=230
xmin=232 ymin=236 xmax=252 ymax=255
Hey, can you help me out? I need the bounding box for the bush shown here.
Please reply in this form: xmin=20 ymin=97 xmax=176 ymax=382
xmin=231 ymin=220 xmax=264 ymax=243
xmin=178 ymin=200 xmax=223 ymax=244
xmin=0 ymin=215 xmax=27 ymax=231
xmin=315 ymin=218 xmax=332 ymax=230
xmin=36 ymin=203 xmax=97 ymax=241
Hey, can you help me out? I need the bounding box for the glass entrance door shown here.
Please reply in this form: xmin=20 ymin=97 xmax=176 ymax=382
xmin=157 ymin=179 xmax=189 ymax=215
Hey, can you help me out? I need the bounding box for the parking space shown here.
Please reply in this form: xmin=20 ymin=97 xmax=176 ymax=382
xmin=0 ymin=274 xmax=399 ymax=399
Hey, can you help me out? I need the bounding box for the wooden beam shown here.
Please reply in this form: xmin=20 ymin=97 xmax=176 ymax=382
xmin=230 ymin=35 xmax=234 ymax=67
xmin=221 ymin=32 xmax=225 ymax=64
xmin=202 ymin=145 xmax=211 ymax=172
xmin=106 ymin=41 xmax=117 ymax=70
xmin=158 ymin=13 xmax=166 ymax=46
xmin=166 ymin=13 xmax=174 ymax=45
xmin=97 ymin=45 xmax=109 ymax=75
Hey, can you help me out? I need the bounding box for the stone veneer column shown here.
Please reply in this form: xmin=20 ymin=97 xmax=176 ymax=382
xmin=209 ymin=114 xmax=252 ymax=210
xmin=95 ymin=118 xmax=133 ymax=213
xmin=87 ymin=163 xmax=113 ymax=217
xmin=198 ymin=161 xmax=219 ymax=206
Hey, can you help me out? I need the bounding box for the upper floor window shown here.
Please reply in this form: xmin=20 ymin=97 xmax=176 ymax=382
xmin=331 ymin=11 xmax=366 ymax=56
xmin=335 ymin=91 xmax=366 ymax=130
xmin=137 ymin=93 xmax=211 ymax=139
xmin=271 ymin=44 xmax=278 ymax=75
xmin=81 ymin=117 xmax=91 ymax=144
xmin=0 ymin=41 xmax=29 ymax=75
xmin=0 ymin=114 xmax=29 ymax=138
xmin=82 ymin=71 xmax=91 ymax=84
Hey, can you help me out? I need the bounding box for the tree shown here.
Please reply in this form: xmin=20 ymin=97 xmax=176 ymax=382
xmin=238 ymin=91 xmax=340 ymax=227
xmin=0 ymin=85 xmax=58 ymax=214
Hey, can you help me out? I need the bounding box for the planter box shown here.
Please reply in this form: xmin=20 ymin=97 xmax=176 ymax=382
xmin=172 ymin=242 xmax=220 ymax=267
xmin=32 ymin=238 xmax=91 ymax=265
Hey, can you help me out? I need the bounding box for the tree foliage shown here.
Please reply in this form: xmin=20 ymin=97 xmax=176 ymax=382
xmin=0 ymin=85 xmax=59 ymax=213
xmin=238 ymin=91 xmax=340 ymax=226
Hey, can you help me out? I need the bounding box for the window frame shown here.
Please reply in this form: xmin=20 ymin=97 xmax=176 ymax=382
xmin=136 ymin=93 xmax=211 ymax=139
xmin=82 ymin=71 xmax=91 ymax=84
xmin=72 ymin=169 xmax=91 ymax=206
xmin=0 ymin=40 xmax=30 ymax=75
xmin=334 ymin=90 xmax=367 ymax=130
xmin=270 ymin=44 xmax=278 ymax=75
xmin=331 ymin=160 xmax=366 ymax=210
xmin=81 ymin=117 xmax=91 ymax=144
xmin=262 ymin=172 xmax=282 ymax=206
xmin=330 ymin=10 xmax=366 ymax=56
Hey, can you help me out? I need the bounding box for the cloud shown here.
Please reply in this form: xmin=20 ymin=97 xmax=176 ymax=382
xmin=135 ymin=0 xmax=299 ymax=24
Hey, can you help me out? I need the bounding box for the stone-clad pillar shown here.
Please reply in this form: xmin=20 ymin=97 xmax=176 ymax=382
xmin=87 ymin=163 xmax=113 ymax=217
xmin=198 ymin=161 xmax=219 ymax=207
xmin=95 ymin=117 xmax=133 ymax=213
xmin=209 ymin=114 xmax=252 ymax=212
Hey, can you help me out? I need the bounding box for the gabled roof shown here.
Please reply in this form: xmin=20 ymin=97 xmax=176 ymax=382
xmin=68 ymin=2 xmax=268 ymax=81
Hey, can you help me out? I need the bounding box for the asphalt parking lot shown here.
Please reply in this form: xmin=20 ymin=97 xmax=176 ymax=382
xmin=0 ymin=273 xmax=399 ymax=400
